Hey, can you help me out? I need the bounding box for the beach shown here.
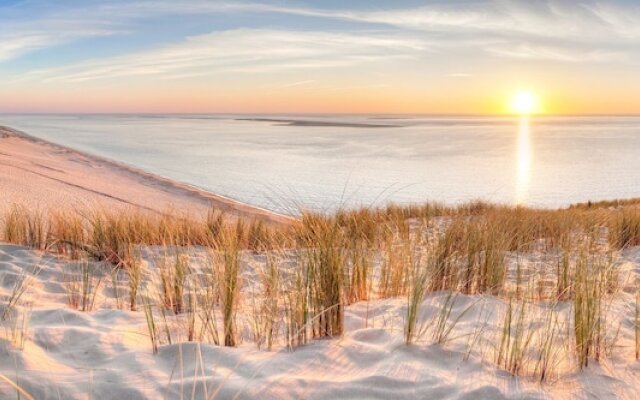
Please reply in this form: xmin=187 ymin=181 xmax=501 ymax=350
xmin=3 ymin=114 xmax=640 ymax=213
xmin=0 ymin=126 xmax=289 ymax=224
xmin=2 ymin=124 xmax=640 ymax=400
xmin=3 ymin=0 xmax=640 ymax=398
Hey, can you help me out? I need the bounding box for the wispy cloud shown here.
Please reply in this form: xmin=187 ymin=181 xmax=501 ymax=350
xmin=281 ymin=80 xmax=316 ymax=88
xmin=447 ymin=73 xmax=473 ymax=78
xmin=487 ymin=43 xmax=627 ymax=63
xmin=0 ymin=35 xmax=52 ymax=62
xmin=0 ymin=27 xmax=119 ymax=63
xmin=0 ymin=2 xmax=124 ymax=63
xmin=21 ymin=29 xmax=428 ymax=83
xmin=3 ymin=0 xmax=640 ymax=68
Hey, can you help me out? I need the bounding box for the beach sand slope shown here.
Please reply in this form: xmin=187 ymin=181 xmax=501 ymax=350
xmin=0 ymin=126 xmax=289 ymax=224
xmin=2 ymin=243 xmax=640 ymax=399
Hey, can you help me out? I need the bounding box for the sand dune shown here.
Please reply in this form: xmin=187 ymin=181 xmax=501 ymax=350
xmin=1 ymin=242 xmax=639 ymax=399
xmin=0 ymin=126 xmax=290 ymax=224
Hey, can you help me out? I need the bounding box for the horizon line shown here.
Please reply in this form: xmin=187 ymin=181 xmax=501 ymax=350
xmin=2 ymin=112 xmax=640 ymax=118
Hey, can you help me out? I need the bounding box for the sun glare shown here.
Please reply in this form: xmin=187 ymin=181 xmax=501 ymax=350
xmin=510 ymin=91 xmax=540 ymax=115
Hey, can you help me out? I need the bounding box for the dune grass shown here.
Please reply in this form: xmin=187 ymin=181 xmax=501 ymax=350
xmin=2 ymin=199 xmax=640 ymax=383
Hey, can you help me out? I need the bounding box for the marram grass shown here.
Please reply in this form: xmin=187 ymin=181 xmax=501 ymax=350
xmin=2 ymin=199 xmax=640 ymax=382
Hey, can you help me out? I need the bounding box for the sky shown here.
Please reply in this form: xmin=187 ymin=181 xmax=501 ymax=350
xmin=1 ymin=0 xmax=640 ymax=114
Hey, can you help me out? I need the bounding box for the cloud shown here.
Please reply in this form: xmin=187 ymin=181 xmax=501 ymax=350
xmin=281 ymin=80 xmax=316 ymax=88
xmin=447 ymin=73 xmax=473 ymax=78
xmin=0 ymin=35 xmax=52 ymax=62
xmin=585 ymin=2 xmax=640 ymax=39
xmin=261 ymin=0 xmax=640 ymax=42
xmin=0 ymin=27 xmax=119 ymax=63
xmin=0 ymin=2 xmax=123 ymax=63
xmin=22 ymin=29 xmax=429 ymax=83
xmin=487 ymin=43 xmax=627 ymax=63
xmin=3 ymin=0 xmax=640 ymax=71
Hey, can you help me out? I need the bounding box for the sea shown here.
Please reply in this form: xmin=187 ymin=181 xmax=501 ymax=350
xmin=2 ymin=114 xmax=639 ymax=215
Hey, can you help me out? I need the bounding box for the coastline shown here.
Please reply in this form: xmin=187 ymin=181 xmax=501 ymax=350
xmin=0 ymin=125 xmax=292 ymax=224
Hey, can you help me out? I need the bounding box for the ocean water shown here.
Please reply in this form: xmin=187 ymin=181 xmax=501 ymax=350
xmin=2 ymin=114 xmax=640 ymax=214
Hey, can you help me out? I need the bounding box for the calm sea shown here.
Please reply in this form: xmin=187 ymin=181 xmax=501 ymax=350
xmin=2 ymin=114 xmax=639 ymax=214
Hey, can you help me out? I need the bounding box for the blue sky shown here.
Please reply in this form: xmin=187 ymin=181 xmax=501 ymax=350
xmin=1 ymin=0 xmax=639 ymax=113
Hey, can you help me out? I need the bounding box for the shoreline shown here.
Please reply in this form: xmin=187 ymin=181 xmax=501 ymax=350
xmin=0 ymin=125 xmax=292 ymax=224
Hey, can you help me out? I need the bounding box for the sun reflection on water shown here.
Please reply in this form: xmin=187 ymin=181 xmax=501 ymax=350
xmin=516 ymin=117 xmax=532 ymax=204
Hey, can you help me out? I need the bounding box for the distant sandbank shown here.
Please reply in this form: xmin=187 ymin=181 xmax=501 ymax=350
xmin=235 ymin=117 xmax=400 ymax=128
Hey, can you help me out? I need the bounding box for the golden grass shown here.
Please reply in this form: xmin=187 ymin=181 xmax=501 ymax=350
xmin=3 ymin=199 xmax=640 ymax=382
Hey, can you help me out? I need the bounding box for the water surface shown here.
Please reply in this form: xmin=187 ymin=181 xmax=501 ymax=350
xmin=2 ymin=114 xmax=639 ymax=214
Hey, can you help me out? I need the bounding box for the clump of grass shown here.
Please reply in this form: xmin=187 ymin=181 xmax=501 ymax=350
xmin=346 ymin=240 xmax=373 ymax=304
xmin=251 ymin=254 xmax=281 ymax=350
xmin=1 ymin=267 xmax=41 ymax=321
xmin=431 ymin=292 xmax=476 ymax=345
xmin=49 ymin=210 xmax=86 ymax=258
xmin=476 ymin=218 xmax=508 ymax=295
xmin=8 ymin=304 xmax=32 ymax=350
xmin=2 ymin=206 xmax=28 ymax=245
xmin=158 ymin=252 xmax=190 ymax=314
xmin=636 ymin=286 xmax=640 ymax=360
xmin=215 ymin=222 xmax=243 ymax=347
xmin=2 ymin=206 xmax=49 ymax=250
xmin=404 ymin=253 xmax=428 ymax=345
xmin=496 ymin=296 xmax=535 ymax=376
xmin=432 ymin=218 xmax=465 ymax=292
xmin=533 ymin=304 xmax=562 ymax=382
xmin=338 ymin=208 xmax=378 ymax=304
xmin=197 ymin=264 xmax=220 ymax=346
xmin=379 ymin=220 xmax=411 ymax=298
xmin=110 ymin=268 xmax=124 ymax=310
xmin=556 ymin=240 xmax=574 ymax=301
xmin=126 ymin=250 xmax=144 ymax=311
xmin=247 ymin=219 xmax=271 ymax=252
xmin=284 ymin=259 xmax=309 ymax=348
xmin=298 ymin=213 xmax=346 ymax=339
xmin=64 ymin=260 xmax=102 ymax=312
xmin=608 ymin=207 xmax=640 ymax=249
xmin=573 ymin=252 xmax=613 ymax=368
xmin=142 ymin=292 xmax=160 ymax=354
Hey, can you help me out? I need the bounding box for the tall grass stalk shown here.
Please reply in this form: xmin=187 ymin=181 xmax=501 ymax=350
xmin=126 ymin=251 xmax=143 ymax=311
xmin=251 ymin=254 xmax=280 ymax=350
xmin=1 ymin=267 xmax=40 ymax=321
xmin=636 ymin=287 xmax=640 ymax=360
xmin=64 ymin=260 xmax=101 ymax=312
xmin=533 ymin=305 xmax=562 ymax=382
xmin=142 ymin=293 xmax=159 ymax=354
xmin=573 ymin=252 xmax=612 ymax=368
xmin=431 ymin=292 xmax=476 ymax=345
xmin=298 ymin=213 xmax=346 ymax=339
xmin=404 ymin=246 xmax=427 ymax=345
xmin=496 ymin=297 xmax=535 ymax=376
xmin=216 ymin=223 xmax=243 ymax=347
xmin=158 ymin=252 xmax=190 ymax=314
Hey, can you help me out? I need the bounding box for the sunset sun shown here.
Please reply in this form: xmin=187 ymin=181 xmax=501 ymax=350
xmin=510 ymin=90 xmax=541 ymax=115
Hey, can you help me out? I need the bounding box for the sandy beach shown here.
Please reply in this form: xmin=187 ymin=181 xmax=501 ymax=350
xmin=1 ymin=237 xmax=640 ymax=399
xmin=0 ymin=126 xmax=290 ymax=224
xmin=2 ymin=124 xmax=640 ymax=400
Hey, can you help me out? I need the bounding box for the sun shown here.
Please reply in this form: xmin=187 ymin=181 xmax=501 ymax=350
xmin=510 ymin=90 xmax=541 ymax=115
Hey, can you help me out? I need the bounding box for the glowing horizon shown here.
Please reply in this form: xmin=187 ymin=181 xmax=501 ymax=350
xmin=1 ymin=1 xmax=640 ymax=115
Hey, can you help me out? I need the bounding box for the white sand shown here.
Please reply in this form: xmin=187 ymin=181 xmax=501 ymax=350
xmin=0 ymin=126 xmax=290 ymax=224
xmin=1 ymin=243 xmax=640 ymax=399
